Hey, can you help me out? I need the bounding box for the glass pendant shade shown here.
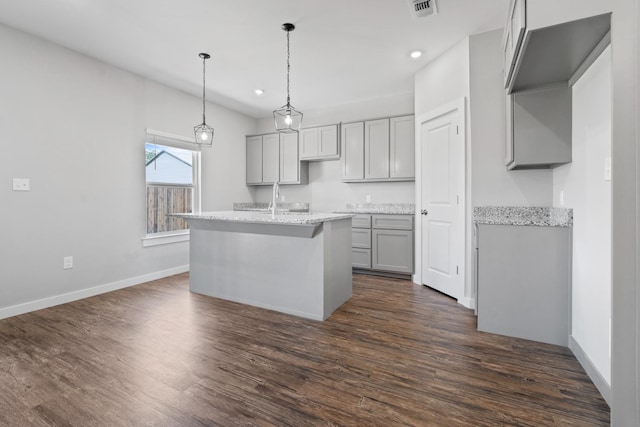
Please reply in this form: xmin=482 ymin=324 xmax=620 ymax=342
xmin=273 ymin=104 xmax=303 ymax=133
xmin=273 ymin=23 xmax=303 ymax=133
xmin=194 ymin=52 xmax=214 ymax=147
xmin=194 ymin=122 xmax=214 ymax=146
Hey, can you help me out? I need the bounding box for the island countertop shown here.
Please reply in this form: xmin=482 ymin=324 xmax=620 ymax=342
xmin=171 ymin=211 xmax=354 ymax=225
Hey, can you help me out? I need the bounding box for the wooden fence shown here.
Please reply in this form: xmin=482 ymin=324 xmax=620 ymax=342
xmin=146 ymin=185 xmax=192 ymax=234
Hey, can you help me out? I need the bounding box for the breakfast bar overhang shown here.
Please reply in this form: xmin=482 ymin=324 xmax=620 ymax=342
xmin=172 ymin=211 xmax=354 ymax=321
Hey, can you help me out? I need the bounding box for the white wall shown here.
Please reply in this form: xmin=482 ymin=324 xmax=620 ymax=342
xmin=553 ymin=47 xmax=612 ymax=386
xmin=0 ymin=23 xmax=256 ymax=317
xmin=252 ymin=93 xmax=415 ymax=212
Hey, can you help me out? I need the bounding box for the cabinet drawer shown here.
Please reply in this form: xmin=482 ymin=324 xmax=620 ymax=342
xmin=352 ymin=229 xmax=371 ymax=249
xmin=352 ymin=214 xmax=371 ymax=229
xmin=372 ymin=214 xmax=413 ymax=230
xmin=352 ymin=248 xmax=371 ymax=269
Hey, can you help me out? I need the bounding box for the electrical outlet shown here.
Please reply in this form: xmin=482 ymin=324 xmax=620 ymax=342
xmin=366 ymin=195 xmax=371 ymax=203
xmin=280 ymin=194 xmax=286 ymax=202
xmin=63 ymin=256 xmax=73 ymax=270
xmin=559 ymin=190 xmax=564 ymax=206
xmin=12 ymin=178 xmax=30 ymax=191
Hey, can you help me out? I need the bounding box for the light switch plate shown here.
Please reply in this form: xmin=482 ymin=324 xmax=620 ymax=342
xmin=63 ymin=256 xmax=73 ymax=270
xmin=12 ymin=178 xmax=30 ymax=191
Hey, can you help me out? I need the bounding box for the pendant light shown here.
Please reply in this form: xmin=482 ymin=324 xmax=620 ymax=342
xmin=273 ymin=23 xmax=303 ymax=133
xmin=194 ymin=52 xmax=214 ymax=146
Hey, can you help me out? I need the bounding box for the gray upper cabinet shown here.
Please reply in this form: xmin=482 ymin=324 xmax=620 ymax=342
xmin=507 ymin=86 xmax=572 ymax=170
xmin=364 ymin=119 xmax=390 ymax=180
xmin=280 ymin=132 xmax=304 ymax=184
xmin=300 ymin=124 xmax=340 ymax=161
xmin=502 ymin=1 xmax=610 ymax=170
xmin=342 ymin=115 xmax=415 ymax=182
xmin=246 ymin=135 xmax=263 ymax=185
xmin=390 ymin=116 xmax=415 ymax=179
xmin=246 ymin=133 xmax=308 ymax=185
xmin=504 ymin=1 xmax=610 ymax=93
xmin=503 ymin=0 xmax=526 ymax=90
xmin=341 ymin=122 xmax=365 ymax=180
xmin=262 ymin=133 xmax=280 ymax=184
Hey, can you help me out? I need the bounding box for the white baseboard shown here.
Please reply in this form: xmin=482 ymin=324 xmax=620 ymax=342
xmin=569 ymin=335 xmax=611 ymax=406
xmin=0 ymin=265 xmax=189 ymax=321
xmin=458 ymin=296 xmax=475 ymax=309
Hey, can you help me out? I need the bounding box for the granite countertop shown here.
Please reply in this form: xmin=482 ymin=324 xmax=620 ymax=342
xmin=170 ymin=211 xmax=354 ymax=225
xmin=474 ymin=207 xmax=573 ymax=227
xmin=233 ymin=202 xmax=309 ymax=212
xmin=334 ymin=203 xmax=415 ymax=215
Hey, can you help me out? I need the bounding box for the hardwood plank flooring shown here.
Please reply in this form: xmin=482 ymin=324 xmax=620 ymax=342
xmin=0 ymin=273 xmax=609 ymax=426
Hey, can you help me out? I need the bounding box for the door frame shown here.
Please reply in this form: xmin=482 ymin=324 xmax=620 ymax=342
xmin=413 ymin=97 xmax=473 ymax=308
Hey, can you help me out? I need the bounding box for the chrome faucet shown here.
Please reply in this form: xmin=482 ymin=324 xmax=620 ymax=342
xmin=270 ymin=181 xmax=280 ymax=217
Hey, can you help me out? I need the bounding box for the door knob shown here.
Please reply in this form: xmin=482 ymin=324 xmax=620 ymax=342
xmin=421 ymin=209 xmax=428 ymax=215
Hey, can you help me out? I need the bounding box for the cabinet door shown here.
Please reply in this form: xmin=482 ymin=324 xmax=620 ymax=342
xmin=299 ymin=128 xmax=318 ymax=160
xmin=364 ymin=118 xmax=390 ymax=179
xmin=372 ymin=229 xmax=414 ymax=274
xmin=318 ymin=125 xmax=339 ymax=158
xmin=390 ymin=116 xmax=415 ymax=179
xmin=341 ymin=122 xmax=365 ymax=180
xmin=279 ymin=132 xmax=300 ymax=184
xmin=505 ymin=93 xmax=514 ymax=167
xmin=504 ymin=0 xmax=527 ymax=90
xmin=262 ymin=133 xmax=280 ymax=184
xmin=246 ymin=136 xmax=263 ymax=185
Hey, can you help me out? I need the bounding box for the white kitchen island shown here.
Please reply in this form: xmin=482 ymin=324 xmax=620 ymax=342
xmin=172 ymin=211 xmax=354 ymax=321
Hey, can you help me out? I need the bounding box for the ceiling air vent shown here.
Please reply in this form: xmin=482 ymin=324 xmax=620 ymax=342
xmin=408 ymin=0 xmax=438 ymax=19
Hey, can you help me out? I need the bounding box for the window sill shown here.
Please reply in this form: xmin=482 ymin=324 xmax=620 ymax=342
xmin=142 ymin=231 xmax=190 ymax=247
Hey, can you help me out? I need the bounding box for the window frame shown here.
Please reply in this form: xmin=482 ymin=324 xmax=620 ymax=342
xmin=142 ymin=128 xmax=201 ymax=247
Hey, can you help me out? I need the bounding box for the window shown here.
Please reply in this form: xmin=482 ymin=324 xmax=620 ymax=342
xmin=143 ymin=129 xmax=200 ymax=246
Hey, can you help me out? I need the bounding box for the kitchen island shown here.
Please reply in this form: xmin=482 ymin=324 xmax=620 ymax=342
xmin=171 ymin=211 xmax=354 ymax=321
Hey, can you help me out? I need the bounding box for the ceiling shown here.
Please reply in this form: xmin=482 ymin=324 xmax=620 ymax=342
xmin=0 ymin=0 xmax=508 ymax=119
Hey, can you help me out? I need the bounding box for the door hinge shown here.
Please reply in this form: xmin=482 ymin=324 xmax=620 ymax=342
xmin=456 ymin=265 xmax=459 ymax=275
xmin=457 ymin=195 xmax=459 ymax=205
xmin=456 ymin=125 xmax=459 ymax=135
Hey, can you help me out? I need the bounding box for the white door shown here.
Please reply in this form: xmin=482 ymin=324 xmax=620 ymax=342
xmin=419 ymin=105 xmax=464 ymax=300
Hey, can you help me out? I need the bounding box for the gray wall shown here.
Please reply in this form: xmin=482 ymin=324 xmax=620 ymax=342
xmin=469 ymin=31 xmax=553 ymax=207
xmin=0 ymin=23 xmax=256 ymax=317
xmin=611 ymin=0 xmax=639 ymax=425
xmin=253 ymin=93 xmax=416 ymax=213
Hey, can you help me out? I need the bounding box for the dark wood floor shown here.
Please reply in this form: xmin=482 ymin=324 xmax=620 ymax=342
xmin=0 ymin=273 xmax=609 ymax=426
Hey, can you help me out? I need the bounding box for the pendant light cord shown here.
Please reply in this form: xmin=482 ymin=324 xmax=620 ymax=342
xmin=202 ymin=55 xmax=207 ymax=123
xmin=286 ymin=29 xmax=291 ymax=107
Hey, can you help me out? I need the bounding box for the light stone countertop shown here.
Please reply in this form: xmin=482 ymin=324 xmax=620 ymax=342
xmin=474 ymin=206 xmax=573 ymax=227
xmin=233 ymin=202 xmax=310 ymax=212
xmin=334 ymin=203 xmax=415 ymax=215
xmin=170 ymin=211 xmax=354 ymax=225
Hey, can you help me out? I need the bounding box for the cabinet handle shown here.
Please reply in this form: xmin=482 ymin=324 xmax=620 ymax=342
xmin=421 ymin=210 xmax=428 ymax=216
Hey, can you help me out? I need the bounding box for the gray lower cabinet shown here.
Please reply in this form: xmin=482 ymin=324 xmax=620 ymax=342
xmin=476 ymin=224 xmax=571 ymax=346
xmin=351 ymin=214 xmax=414 ymax=275
xmin=372 ymin=229 xmax=413 ymax=274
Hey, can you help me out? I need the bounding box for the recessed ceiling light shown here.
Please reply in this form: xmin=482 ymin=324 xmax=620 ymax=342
xmin=410 ymin=50 xmax=423 ymax=59
xmin=254 ymin=89 xmax=264 ymax=96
